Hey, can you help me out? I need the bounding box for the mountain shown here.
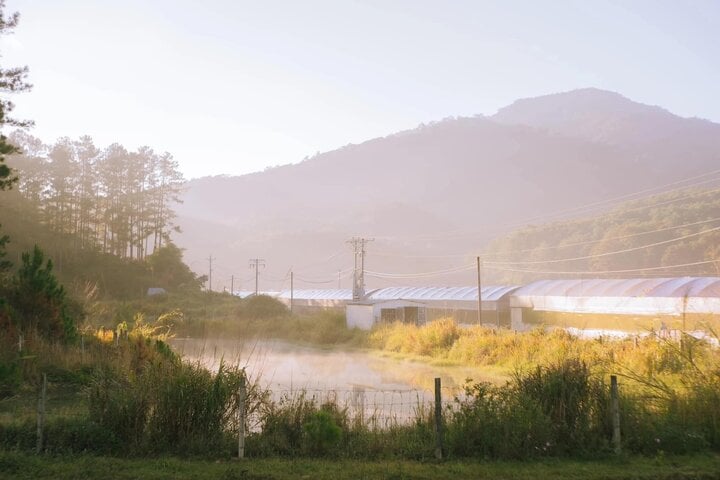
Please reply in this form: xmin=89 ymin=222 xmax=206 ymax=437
xmin=493 ymin=88 xmax=720 ymax=171
xmin=174 ymin=89 xmax=720 ymax=290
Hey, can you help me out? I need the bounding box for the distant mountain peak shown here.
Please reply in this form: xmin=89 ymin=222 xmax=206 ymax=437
xmin=490 ymin=87 xmax=716 ymax=147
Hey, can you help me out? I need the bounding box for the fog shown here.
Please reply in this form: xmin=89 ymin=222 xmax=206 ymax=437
xmin=172 ymin=338 xmax=499 ymax=418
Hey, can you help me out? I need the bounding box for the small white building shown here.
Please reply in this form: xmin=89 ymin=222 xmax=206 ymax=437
xmin=346 ymin=299 xmax=427 ymax=330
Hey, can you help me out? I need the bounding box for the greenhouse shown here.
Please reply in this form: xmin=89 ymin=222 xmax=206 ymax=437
xmin=509 ymin=277 xmax=720 ymax=331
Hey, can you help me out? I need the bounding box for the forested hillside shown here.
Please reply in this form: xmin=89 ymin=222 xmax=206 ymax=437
xmin=0 ymin=133 xmax=201 ymax=299
xmin=483 ymin=187 xmax=720 ymax=284
xmin=5 ymin=132 xmax=184 ymax=260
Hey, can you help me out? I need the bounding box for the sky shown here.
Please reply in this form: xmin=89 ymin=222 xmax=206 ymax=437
xmin=1 ymin=0 xmax=719 ymax=179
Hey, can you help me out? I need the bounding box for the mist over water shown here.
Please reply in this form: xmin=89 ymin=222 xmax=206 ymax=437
xmin=171 ymin=338 xmax=497 ymax=398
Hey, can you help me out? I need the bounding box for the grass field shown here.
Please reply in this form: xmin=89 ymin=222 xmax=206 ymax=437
xmin=1 ymin=452 xmax=719 ymax=480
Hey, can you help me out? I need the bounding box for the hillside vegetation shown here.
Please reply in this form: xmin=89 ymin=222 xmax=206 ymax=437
xmin=484 ymin=187 xmax=720 ymax=284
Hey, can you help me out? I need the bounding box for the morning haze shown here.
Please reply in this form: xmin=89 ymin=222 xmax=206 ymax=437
xmin=1 ymin=1 xmax=720 ymax=478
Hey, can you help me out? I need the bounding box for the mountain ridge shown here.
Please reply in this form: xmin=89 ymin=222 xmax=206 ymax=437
xmin=174 ymin=88 xmax=720 ymax=289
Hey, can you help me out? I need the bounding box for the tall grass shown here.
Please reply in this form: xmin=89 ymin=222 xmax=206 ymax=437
xmin=3 ymin=315 xmax=720 ymax=460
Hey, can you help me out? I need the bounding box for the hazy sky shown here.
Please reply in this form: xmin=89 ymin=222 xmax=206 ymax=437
xmin=1 ymin=0 xmax=719 ymax=179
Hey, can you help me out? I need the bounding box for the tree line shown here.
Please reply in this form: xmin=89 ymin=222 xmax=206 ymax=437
xmin=7 ymin=131 xmax=185 ymax=261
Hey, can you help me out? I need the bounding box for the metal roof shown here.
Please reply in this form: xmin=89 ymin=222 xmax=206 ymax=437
xmin=274 ymin=289 xmax=353 ymax=300
xmin=366 ymin=285 xmax=518 ymax=302
xmin=513 ymin=277 xmax=720 ymax=298
xmin=266 ymin=286 xmax=518 ymax=302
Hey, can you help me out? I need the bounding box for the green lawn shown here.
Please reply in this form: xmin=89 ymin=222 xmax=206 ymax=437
xmin=1 ymin=452 xmax=719 ymax=480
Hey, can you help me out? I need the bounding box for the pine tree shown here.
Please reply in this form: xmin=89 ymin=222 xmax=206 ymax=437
xmin=0 ymin=0 xmax=32 ymax=191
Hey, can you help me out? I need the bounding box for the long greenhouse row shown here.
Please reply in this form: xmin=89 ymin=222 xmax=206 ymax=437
xmin=236 ymin=276 xmax=720 ymax=333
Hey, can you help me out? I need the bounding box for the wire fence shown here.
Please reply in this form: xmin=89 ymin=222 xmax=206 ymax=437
xmin=260 ymin=385 xmax=459 ymax=426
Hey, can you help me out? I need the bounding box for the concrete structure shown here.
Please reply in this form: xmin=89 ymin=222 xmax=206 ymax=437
xmin=346 ymin=299 xmax=428 ymax=330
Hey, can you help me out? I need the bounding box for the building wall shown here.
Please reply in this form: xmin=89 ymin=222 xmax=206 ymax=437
xmin=346 ymin=304 xmax=375 ymax=330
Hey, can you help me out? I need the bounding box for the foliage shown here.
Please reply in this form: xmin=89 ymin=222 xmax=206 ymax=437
xmin=0 ymin=194 xmax=203 ymax=299
xmin=6 ymin=131 xmax=185 ymax=262
xmin=0 ymin=224 xmax=10 ymax=273
xmin=7 ymin=245 xmax=78 ymax=341
xmin=2 ymin=452 xmax=720 ymax=480
xmin=88 ymin=360 xmax=247 ymax=455
xmin=484 ymin=188 xmax=720 ymax=284
xmin=0 ymin=0 xmax=32 ymax=191
xmin=146 ymin=243 xmax=202 ymax=291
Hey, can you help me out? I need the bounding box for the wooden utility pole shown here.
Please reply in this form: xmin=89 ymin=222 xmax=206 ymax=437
xmin=476 ymin=256 xmax=482 ymax=326
xmin=248 ymin=258 xmax=266 ymax=296
xmin=238 ymin=376 xmax=246 ymax=459
xmin=434 ymin=377 xmax=443 ymax=460
xmin=290 ymin=271 xmax=294 ymax=315
xmin=611 ymin=375 xmax=621 ymax=454
xmin=231 ymin=275 xmax=234 ymax=295
xmin=36 ymin=373 xmax=47 ymax=454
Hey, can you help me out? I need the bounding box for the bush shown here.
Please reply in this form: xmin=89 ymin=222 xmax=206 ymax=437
xmin=89 ymin=359 xmax=247 ymax=455
xmin=513 ymin=359 xmax=609 ymax=455
xmin=304 ymin=410 xmax=342 ymax=455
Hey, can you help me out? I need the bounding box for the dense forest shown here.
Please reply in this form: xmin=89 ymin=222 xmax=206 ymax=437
xmin=484 ymin=187 xmax=720 ymax=284
xmin=0 ymin=130 xmax=200 ymax=299
xmin=5 ymin=131 xmax=184 ymax=260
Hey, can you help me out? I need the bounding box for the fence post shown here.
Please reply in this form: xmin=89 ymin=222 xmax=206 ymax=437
xmin=611 ymin=375 xmax=621 ymax=454
xmin=434 ymin=377 xmax=443 ymax=460
xmin=18 ymin=333 xmax=23 ymax=352
xmin=36 ymin=373 xmax=47 ymax=454
xmin=238 ymin=375 xmax=246 ymax=459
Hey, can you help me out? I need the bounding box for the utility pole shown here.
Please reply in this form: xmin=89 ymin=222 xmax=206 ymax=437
xmin=347 ymin=237 xmax=373 ymax=301
xmin=290 ymin=271 xmax=294 ymax=315
xmin=207 ymin=255 xmax=214 ymax=292
xmin=476 ymin=256 xmax=482 ymax=326
xmin=248 ymin=258 xmax=266 ymax=296
xmin=231 ymin=275 xmax=234 ymax=296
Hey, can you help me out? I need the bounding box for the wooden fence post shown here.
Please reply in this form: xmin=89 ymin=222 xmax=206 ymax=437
xmin=18 ymin=333 xmax=23 ymax=352
xmin=434 ymin=377 xmax=443 ymax=460
xmin=238 ymin=375 xmax=246 ymax=459
xmin=611 ymin=375 xmax=621 ymax=454
xmin=36 ymin=373 xmax=47 ymax=454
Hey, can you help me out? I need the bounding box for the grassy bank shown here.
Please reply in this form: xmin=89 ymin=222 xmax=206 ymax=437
xmin=89 ymin=293 xmax=365 ymax=347
xmin=1 ymin=452 xmax=719 ymax=480
xmin=369 ymin=318 xmax=720 ymax=380
xmin=4 ymin=304 xmax=720 ymax=462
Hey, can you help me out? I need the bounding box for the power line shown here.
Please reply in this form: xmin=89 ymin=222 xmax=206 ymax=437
xmin=484 ymin=226 xmax=720 ymax=266
xmin=482 ymin=216 xmax=720 ymax=258
xmin=369 ymin=216 xmax=720 ymax=260
xmin=365 ymin=263 xmax=475 ymax=279
xmin=484 ymin=259 xmax=718 ymax=276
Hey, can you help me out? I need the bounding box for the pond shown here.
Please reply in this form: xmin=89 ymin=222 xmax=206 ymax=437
xmin=171 ymin=338 xmax=501 ymax=423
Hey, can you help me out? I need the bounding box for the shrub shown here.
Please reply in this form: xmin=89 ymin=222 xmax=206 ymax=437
xmin=304 ymin=410 xmax=342 ymax=455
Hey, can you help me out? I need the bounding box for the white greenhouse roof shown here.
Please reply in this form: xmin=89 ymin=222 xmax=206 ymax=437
xmin=366 ymin=285 xmax=518 ymax=302
xmin=275 ymin=289 xmax=353 ymax=300
xmin=513 ymin=277 xmax=720 ymax=299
